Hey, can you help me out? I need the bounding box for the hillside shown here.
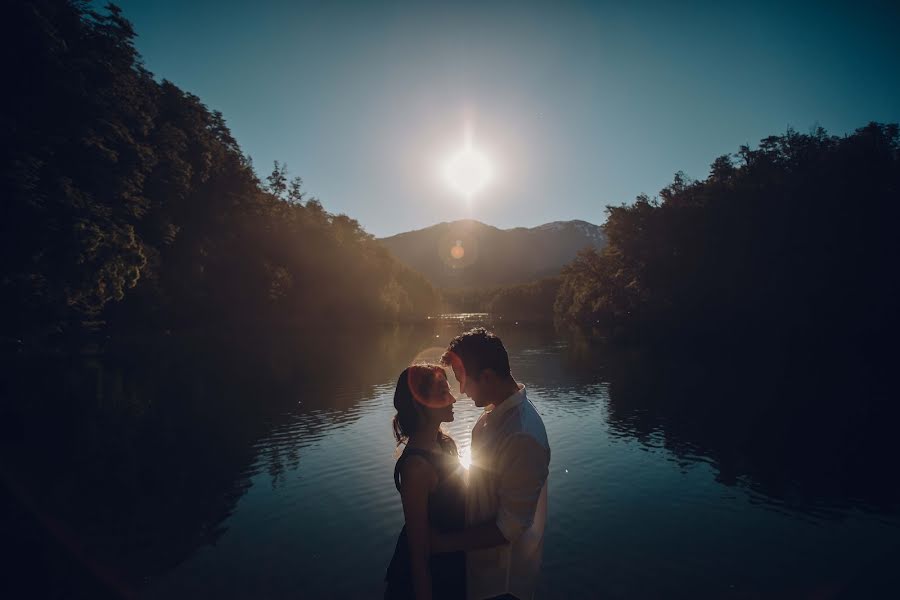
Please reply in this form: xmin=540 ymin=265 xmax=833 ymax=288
xmin=378 ymin=219 xmax=605 ymax=289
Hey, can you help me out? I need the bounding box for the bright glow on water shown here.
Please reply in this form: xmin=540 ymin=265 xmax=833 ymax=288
xmin=458 ymin=444 xmax=472 ymax=470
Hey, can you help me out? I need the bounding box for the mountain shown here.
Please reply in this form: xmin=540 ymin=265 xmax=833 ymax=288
xmin=378 ymin=219 xmax=606 ymax=289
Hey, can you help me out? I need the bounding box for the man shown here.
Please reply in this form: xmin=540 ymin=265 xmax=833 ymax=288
xmin=432 ymin=328 xmax=551 ymax=600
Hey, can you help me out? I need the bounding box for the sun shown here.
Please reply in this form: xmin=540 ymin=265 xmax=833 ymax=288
xmin=444 ymin=142 xmax=492 ymax=199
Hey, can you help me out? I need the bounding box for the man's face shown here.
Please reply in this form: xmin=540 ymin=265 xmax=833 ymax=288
xmin=452 ymin=363 xmax=490 ymax=408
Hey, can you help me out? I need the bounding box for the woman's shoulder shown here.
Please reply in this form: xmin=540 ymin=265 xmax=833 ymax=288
xmin=395 ymin=447 xmax=439 ymax=491
xmin=399 ymin=447 xmax=436 ymax=467
xmin=399 ymin=452 xmax=434 ymax=475
xmin=403 ymin=445 xmax=457 ymax=469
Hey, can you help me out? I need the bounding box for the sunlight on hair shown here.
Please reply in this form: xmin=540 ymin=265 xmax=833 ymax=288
xmin=407 ymin=364 xmax=453 ymax=409
xmin=412 ymin=346 xmax=447 ymax=364
xmin=411 ymin=346 xmax=462 ymax=396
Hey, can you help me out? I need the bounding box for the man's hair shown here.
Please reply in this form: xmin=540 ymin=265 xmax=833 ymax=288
xmin=441 ymin=327 xmax=511 ymax=379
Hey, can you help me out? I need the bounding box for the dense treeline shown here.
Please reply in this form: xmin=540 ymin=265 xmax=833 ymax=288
xmin=1 ymin=0 xmax=439 ymax=343
xmin=440 ymin=277 xmax=560 ymax=322
xmin=487 ymin=278 xmax=560 ymax=322
xmin=440 ymin=287 xmax=497 ymax=314
xmin=556 ymin=124 xmax=900 ymax=347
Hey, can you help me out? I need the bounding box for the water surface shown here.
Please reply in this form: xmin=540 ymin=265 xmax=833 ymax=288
xmin=3 ymin=318 xmax=898 ymax=598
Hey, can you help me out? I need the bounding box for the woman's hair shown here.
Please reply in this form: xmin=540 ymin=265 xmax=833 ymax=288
xmin=392 ymin=363 xmax=457 ymax=456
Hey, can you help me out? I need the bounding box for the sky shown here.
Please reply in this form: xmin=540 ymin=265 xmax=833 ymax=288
xmin=117 ymin=0 xmax=900 ymax=237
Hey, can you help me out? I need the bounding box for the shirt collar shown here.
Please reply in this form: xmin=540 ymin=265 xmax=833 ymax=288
xmin=483 ymin=383 xmax=526 ymax=420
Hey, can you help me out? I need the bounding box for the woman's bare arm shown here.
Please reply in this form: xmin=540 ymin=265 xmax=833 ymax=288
xmin=399 ymin=456 xmax=437 ymax=600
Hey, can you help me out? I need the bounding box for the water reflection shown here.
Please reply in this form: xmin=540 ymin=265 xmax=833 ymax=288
xmin=3 ymin=321 xmax=899 ymax=598
xmin=580 ymin=336 xmax=900 ymax=517
xmin=2 ymin=326 xmax=444 ymax=597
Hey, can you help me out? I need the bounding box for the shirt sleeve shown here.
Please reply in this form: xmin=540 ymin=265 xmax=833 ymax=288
xmin=495 ymin=433 xmax=550 ymax=543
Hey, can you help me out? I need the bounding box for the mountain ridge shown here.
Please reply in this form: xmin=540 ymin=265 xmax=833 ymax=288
xmin=378 ymin=219 xmax=606 ymax=289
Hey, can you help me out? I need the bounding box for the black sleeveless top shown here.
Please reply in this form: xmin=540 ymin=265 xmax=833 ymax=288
xmin=384 ymin=445 xmax=467 ymax=599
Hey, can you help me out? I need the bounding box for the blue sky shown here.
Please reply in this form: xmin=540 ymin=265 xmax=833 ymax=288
xmin=117 ymin=0 xmax=900 ymax=237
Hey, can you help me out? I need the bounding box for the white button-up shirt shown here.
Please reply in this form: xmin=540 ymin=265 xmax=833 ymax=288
xmin=467 ymin=384 xmax=550 ymax=600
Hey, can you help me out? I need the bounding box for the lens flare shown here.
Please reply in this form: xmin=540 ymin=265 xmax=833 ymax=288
xmin=408 ymin=364 xmax=454 ymax=409
xmin=438 ymin=229 xmax=479 ymax=270
xmin=412 ymin=346 xmax=447 ymax=365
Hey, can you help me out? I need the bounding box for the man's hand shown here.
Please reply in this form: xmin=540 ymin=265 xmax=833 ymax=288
xmin=429 ymin=522 xmax=509 ymax=554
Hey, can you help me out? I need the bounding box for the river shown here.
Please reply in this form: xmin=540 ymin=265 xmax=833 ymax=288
xmin=3 ymin=316 xmax=898 ymax=598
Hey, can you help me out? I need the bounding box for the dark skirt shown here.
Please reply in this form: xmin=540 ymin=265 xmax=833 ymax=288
xmin=384 ymin=526 xmax=466 ymax=599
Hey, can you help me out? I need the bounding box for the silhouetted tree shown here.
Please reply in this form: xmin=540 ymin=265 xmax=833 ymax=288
xmin=556 ymin=124 xmax=900 ymax=349
xmin=1 ymin=0 xmax=440 ymax=342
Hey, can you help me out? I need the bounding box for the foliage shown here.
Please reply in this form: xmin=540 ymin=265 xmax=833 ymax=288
xmin=1 ymin=0 xmax=439 ymax=341
xmin=439 ymin=278 xmax=560 ymax=321
xmin=440 ymin=287 xmax=498 ymax=314
xmin=555 ymin=125 xmax=900 ymax=346
xmin=486 ymin=277 xmax=560 ymax=322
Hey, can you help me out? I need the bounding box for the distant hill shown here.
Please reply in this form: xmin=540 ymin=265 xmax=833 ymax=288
xmin=378 ymin=219 xmax=606 ymax=289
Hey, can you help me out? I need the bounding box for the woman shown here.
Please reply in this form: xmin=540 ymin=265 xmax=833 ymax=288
xmin=385 ymin=364 xmax=466 ymax=600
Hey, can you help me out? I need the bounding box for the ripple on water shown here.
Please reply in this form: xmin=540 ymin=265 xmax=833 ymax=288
xmin=141 ymin=327 xmax=900 ymax=599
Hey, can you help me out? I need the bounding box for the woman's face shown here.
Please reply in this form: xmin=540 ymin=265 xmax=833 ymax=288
xmin=428 ymin=371 xmax=457 ymax=423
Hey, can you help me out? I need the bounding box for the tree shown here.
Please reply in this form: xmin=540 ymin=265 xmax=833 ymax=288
xmin=2 ymin=0 xmax=441 ymax=341
xmin=556 ymin=124 xmax=900 ymax=347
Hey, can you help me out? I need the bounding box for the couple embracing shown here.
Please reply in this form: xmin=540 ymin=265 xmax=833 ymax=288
xmin=385 ymin=328 xmax=551 ymax=600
